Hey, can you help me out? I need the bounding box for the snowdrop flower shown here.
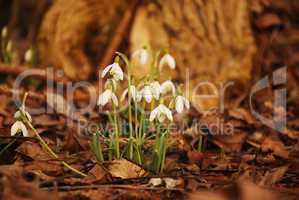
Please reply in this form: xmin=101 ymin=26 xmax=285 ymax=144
xmin=11 ymin=121 xmax=29 ymax=137
xmin=150 ymin=104 xmax=173 ymax=122
xmin=140 ymin=82 xmax=161 ymax=103
xmin=98 ymin=89 xmax=118 ymax=107
xmin=121 ymin=85 xmax=142 ymax=102
xmin=101 ymin=63 xmax=124 ymax=81
xmin=24 ymin=49 xmax=33 ymax=63
xmin=140 ymin=85 xmax=153 ymax=103
xmin=6 ymin=40 xmax=12 ymax=52
xmin=132 ymin=48 xmax=149 ymax=65
xmin=150 ymin=81 xmax=161 ymax=100
xmin=1 ymin=27 xmax=7 ymax=38
xmin=161 ymin=80 xmax=176 ymax=95
xmin=14 ymin=108 xmax=32 ymax=123
xmin=159 ymin=54 xmax=176 ymax=70
xmin=175 ymin=96 xmax=190 ymax=113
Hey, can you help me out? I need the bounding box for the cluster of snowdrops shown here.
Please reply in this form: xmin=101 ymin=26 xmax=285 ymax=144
xmin=9 ymin=48 xmax=190 ymax=175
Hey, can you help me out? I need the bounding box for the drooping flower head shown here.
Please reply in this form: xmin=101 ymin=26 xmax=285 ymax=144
xmin=98 ymin=89 xmax=119 ymax=107
xmin=11 ymin=121 xmax=29 ymax=137
xmin=121 ymin=85 xmax=142 ymax=102
xmin=132 ymin=48 xmax=149 ymax=65
xmin=140 ymin=81 xmax=161 ymax=103
xmin=101 ymin=63 xmax=124 ymax=81
xmin=150 ymin=104 xmax=173 ymax=122
xmin=175 ymin=96 xmax=190 ymax=113
xmin=161 ymin=80 xmax=176 ymax=96
xmin=159 ymin=54 xmax=176 ymax=70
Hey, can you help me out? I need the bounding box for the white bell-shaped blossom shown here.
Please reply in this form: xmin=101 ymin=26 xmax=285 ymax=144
xmin=140 ymin=82 xmax=161 ymax=103
xmin=121 ymin=85 xmax=142 ymax=102
xmin=149 ymin=81 xmax=161 ymax=100
xmin=159 ymin=54 xmax=176 ymax=70
xmin=11 ymin=121 xmax=29 ymax=137
xmin=1 ymin=27 xmax=7 ymax=38
xmin=140 ymin=85 xmax=153 ymax=103
xmin=98 ymin=89 xmax=118 ymax=107
xmin=161 ymin=80 xmax=176 ymax=95
xmin=132 ymin=48 xmax=149 ymax=65
xmin=24 ymin=49 xmax=33 ymax=63
xmin=101 ymin=63 xmax=124 ymax=81
xmin=175 ymin=96 xmax=190 ymax=113
xmin=14 ymin=109 xmax=32 ymax=123
xmin=150 ymin=104 xmax=173 ymax=122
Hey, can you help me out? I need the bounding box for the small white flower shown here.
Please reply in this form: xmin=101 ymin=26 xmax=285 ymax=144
xmin=149 ymin=81 xmax=161 ymax=100
xmin=140 ymin=85 xmax=153 ymax=103
xmin=140 ymin=82 xmax=161 ymax=103
xmin=161 ymin=80 xmax=176 ymax=95
xmin=14 ymin=109 xmax=32 ymax=122
xmin=121 ymin=85 xmax=142 ymax=102
xmin=6 ymin=40 xmax=12 ymax=52
xmin=98 ymin=89 xmax=118 ymax=107
xmin=159 ymin=54 xmax=176 ymax=70
xmin=132 ymin=48 xmax=149 ymax=65
xmin=150 ymin=104 xmax=173 ymax=122
xmin=11 ymin=121 xmax=29 ymax=137
xmin=175 ymin=96 xmax=190 ymax=113
xmin=1 ymin=27 xmax=7 ymax=38
xmin=101 ymin=63 xmax=124 ymax=81
xmin=24 ymin=49 xmax=33 ymax=63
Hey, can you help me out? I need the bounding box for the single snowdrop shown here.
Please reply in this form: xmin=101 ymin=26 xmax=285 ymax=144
xmin=159 ymin=54 xmax=176 ymax=70
xmin=149 ymin=81 xmax=161 ymax=100
xmin=1 ymin=27 xmax=7 ymax=38
xmin=140 ymin=85 xmax=153 ymax=103
xmin=121 ymin=85 xmax=142 ymax=102
xmin=24 ymin=49 xmax=33 ymax=64
xmin=14 ymin=109 xmax=32 ymax=123
xmin=11 ymin=121 xmax=29 ymax=137
xmin=98 ymin=89 xmax=119 ymax=107
xmin=101 ymin=63 xmax=124 ymax=81
xmin=132 ymin=48 xmax=149 ymax=65
xmin=150 ymin=104 xmax=173 ymax=122
xmin=161 ymin=80 xmax=176 ymax=95
xmin=140 ymin=82 xmax=161 ymax=103
xmin=175 ymin=95 xmax=190 ymax=113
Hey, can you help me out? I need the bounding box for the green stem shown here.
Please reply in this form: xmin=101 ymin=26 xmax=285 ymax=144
xmin=112 ymin=103 xmax=120 ymax=159
xmin=134 ymin=100 xmax=142 ymax=165
xmin=197 ymin=135 xmax=203 ymax=152
xmin=25 ymin=121 xmax=87 ymax=177
xmin=0 ymin=138 xmax=16 ymax=157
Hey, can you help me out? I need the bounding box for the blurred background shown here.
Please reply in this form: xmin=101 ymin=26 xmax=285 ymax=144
xmin=0 ymin=0 xmax=298 ymax=109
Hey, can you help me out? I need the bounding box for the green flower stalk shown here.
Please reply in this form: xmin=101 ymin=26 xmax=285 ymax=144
xmin=11 ymin=93 xmax=87 ymax=177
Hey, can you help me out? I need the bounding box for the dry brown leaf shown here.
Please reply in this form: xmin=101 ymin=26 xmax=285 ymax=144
xmin=259 ymin=165 xmax=289 ymax=186
xmin=108 ymin=158 xmax=147 ymax=179
xmin=261 ymin=137 xmax=290 ymax=159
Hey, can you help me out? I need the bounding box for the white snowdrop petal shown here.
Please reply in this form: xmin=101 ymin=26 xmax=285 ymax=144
xmin=110 ymin=63 xmax=124 ymax=81
xmin=142 ymin=86 xmax=153 ymax=103
xmin=98 ymin=90 xmax=112 ymax=106
xmin=184 ymin=97 xmax=190 ymax=109
xmin=161 ymin=80 xmax=176 ymax=95
xmin=150 ymin=82 xmax=161 ymax=100
xmin=101 ymin=64 xmax=113 ymax=78
xmin=24 ymin=111 xmax=32 ymax=122
xmin=175 ymin=96 xmax=184 ymax=113
xmin=120 ymin=88 xmax=128 ymax=101
xmin=159 ymin=54 xmax=176 ymax=70
xmin=150 ymin=107 xmax=159 ymax=121
xmin=132 ymin=49 xmax=149 ymax=65
xmin=14 ymin=110 xmax=21 ymax=119
xmin=11 ymin=121 xmax=28 ymax=137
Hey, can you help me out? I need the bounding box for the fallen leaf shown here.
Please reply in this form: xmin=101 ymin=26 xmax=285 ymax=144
xmin=108 ymin=158 xmax=147 ymax=179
